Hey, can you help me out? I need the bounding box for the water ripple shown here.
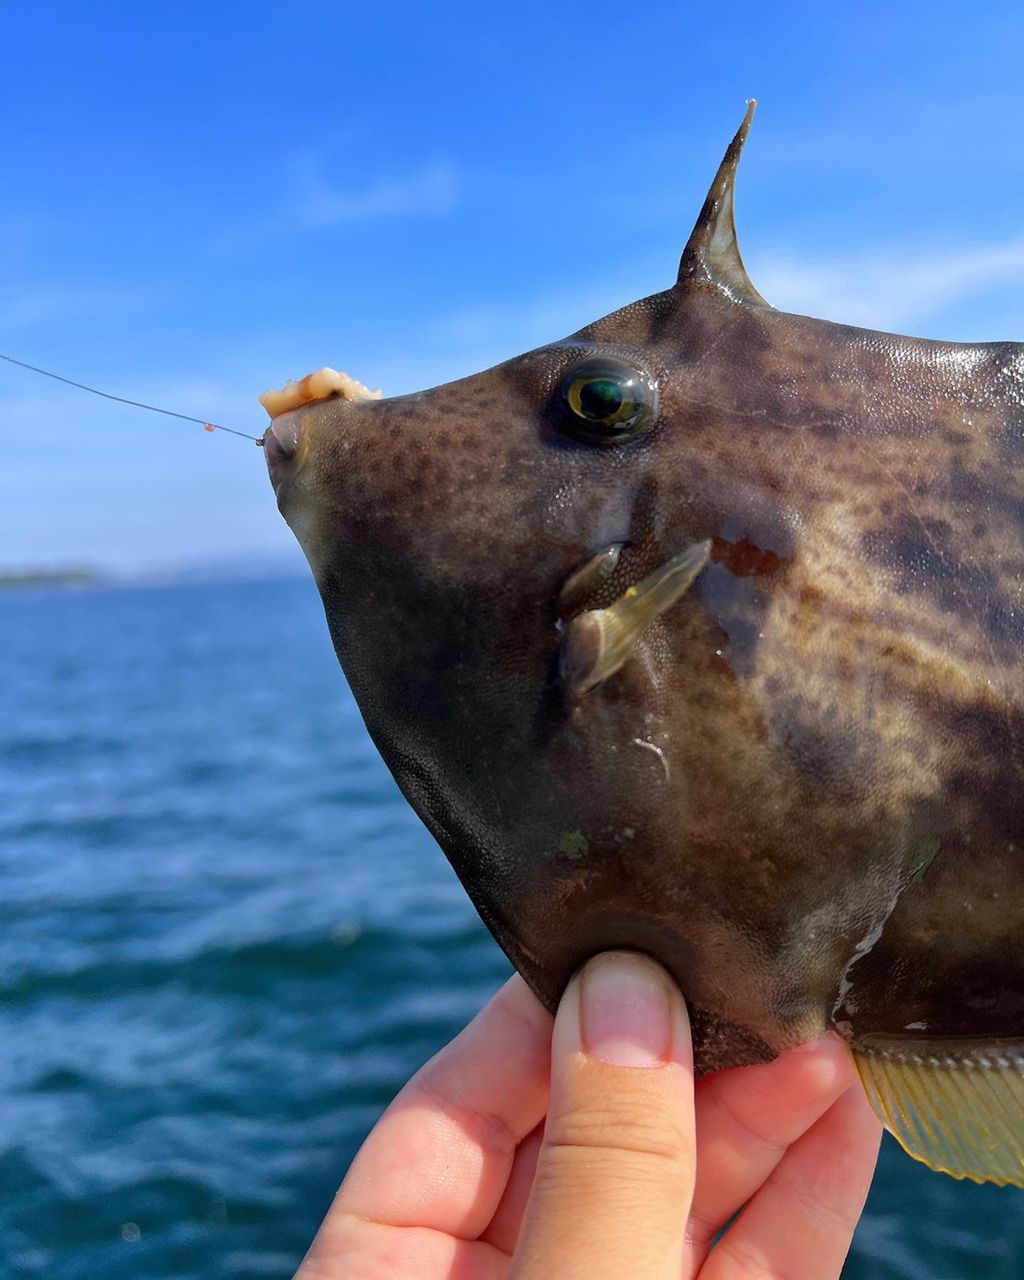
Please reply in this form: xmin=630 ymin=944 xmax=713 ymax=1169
xmin=2 ymin=580 xmax=1020 ymax=1278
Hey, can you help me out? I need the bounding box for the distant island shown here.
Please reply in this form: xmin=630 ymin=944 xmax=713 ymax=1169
xmin=0 ymin=567 xmax=105 ymax=590
xmin=0 ymin=549 xmax=308 ymax=592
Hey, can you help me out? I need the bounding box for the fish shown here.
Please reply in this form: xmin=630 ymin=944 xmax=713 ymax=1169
xmin=260 ymin=103 xmax=1024 ymax=1188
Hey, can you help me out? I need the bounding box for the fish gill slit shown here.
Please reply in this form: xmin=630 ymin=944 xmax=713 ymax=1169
xmin=632 ymin=737 xmax=671 ymax=782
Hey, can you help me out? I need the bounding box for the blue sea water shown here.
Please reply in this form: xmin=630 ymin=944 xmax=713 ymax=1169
xmin=1 ymin=577 xmax=1021 ymax=1279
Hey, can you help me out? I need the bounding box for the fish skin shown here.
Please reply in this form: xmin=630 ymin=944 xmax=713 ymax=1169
xmin=264 ymin=110 xmax=1024 ymax=1079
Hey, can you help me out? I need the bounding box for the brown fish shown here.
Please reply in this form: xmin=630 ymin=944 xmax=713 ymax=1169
xmin=261 ymin=104 xmax=1024 ymax=1188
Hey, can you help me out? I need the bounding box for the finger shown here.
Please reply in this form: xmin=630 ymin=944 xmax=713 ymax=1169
xmin=510 ymin=952 xmax=695 ymax=1280
xmin=296 ymin=1222 xmax=509 ymax=1280
xmin=684 ymin=1035 xmax=858 ymax=1266
xmin=300 ymin=974 xmax=552 ymax=1273
xmin=481 ymin=1124 xmax=544 ymax=1255
xmin=699 ymin=1084 xmax=882 ymax=1280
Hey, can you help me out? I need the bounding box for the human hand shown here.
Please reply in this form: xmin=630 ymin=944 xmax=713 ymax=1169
xmin=295 ymin=951 xmax=881 ymax=1279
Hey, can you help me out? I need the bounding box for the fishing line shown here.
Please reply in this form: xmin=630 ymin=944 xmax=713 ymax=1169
xmin=0 ymin=353 xmax=265 ymax=444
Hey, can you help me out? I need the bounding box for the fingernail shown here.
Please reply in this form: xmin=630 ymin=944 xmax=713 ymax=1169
xmin=579 ymin=952 xmax=672 ymax=1068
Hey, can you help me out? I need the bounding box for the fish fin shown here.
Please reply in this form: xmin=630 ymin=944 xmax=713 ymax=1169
xmin=853 ymin=1038 xmax=1024 ymax=1187
xmin=677 ymin=101 xmax=770 ymax=307
xmin=557 ymin=544 xmax=623 ymax=618
xmin=560 ymin=540 xmax=711 ymax=696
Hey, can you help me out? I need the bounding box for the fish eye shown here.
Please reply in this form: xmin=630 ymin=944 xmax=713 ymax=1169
xmin=559 ymin=357 xmax=658 ymax=445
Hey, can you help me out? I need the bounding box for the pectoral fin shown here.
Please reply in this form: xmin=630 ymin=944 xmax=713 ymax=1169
xmin=557 ymin=544 xmax=623 ymax=618
xmin=854 ymin=1037 xmax=1024 ymax=1187
xmin=560 ymin=540 xmax=711 ymax=697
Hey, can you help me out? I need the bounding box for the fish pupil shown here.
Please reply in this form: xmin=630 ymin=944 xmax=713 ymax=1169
xmin=578 ymin=378 xmax=625 ymax=420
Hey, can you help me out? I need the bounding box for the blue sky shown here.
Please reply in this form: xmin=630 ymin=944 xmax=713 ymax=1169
xmin=4 ymin=1 xmax=1024 ymax=573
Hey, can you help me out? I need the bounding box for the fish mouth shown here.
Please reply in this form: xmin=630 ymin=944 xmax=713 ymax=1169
xmin=259 ymin=366 xmax=383 ymax=498
xmin=262 ymin=411 xmax=304 ymax=498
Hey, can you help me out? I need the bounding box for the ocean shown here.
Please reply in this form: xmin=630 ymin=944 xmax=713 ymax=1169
xmin=1 ymin=577 xmax=1020 ymax=1278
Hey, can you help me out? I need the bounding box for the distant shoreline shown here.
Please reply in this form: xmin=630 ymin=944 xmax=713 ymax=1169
xmin=0 ymin=568 xmax=104 ymax=591
xmin=0 ymin=552 xmax=309 ymax=592
xmin=0 ymin=565 xmax=312 ymax=593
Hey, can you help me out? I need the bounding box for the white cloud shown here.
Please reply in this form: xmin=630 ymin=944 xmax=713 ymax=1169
xmin=298 ymin=162 xmax=458 ymax=226
xmin=207 ymin=158 xmax=460 ymax=255
xmin=753 ymin=235 xmax=1024 ymax=332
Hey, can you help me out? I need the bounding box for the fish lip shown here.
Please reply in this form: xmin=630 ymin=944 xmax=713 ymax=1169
xmin=262 ymin=411 xmax=303 ymax=498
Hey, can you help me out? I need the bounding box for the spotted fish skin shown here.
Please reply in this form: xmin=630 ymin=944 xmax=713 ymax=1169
xmin=263 ymin=107 xmax=1024 ymax=1089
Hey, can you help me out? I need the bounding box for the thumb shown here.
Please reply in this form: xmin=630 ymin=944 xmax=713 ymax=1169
xmin=510 ymin=951 xmax=696 ymax=1280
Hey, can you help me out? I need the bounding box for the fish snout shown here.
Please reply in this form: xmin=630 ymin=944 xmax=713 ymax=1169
xmin=260 ymin=368 xmax=382 ymax=500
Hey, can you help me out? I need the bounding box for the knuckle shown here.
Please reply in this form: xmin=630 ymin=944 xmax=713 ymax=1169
xmin=417 ymin=1070 xmax=519 ymax=1163
xmin=705 ymin=1086 xmax=789 ymax=1159
xmin=543 ymin=1136 xmax=689 ymax=1190
xmin=710 ymin=1234 xmax=798 ymax=1280
xmin=547 ymin=1095 xmax=692 ymax=1171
